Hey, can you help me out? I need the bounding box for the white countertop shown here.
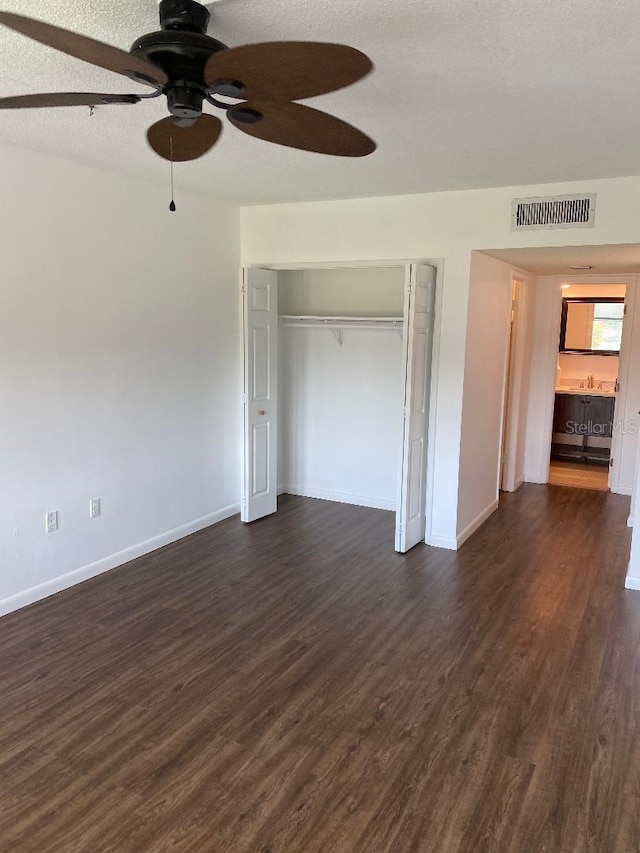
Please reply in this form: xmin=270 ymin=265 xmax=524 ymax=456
xmin=555 ymin=387 xmax=616 ymax=397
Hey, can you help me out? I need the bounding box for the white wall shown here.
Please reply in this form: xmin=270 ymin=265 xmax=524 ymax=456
xmin=457 ymin=254 xmax=527 ymax=543
xmin=613 ymin=281 xmax=640 ymax=494
xmin=510 ymin=275 xmax=536 ymax=492
xmin=523 ymin=276 xmax=558 ymax=482
xmin=627 ymin=444 xmax=640 ymax=584
xmin=630 ymin=446 xmax=640 ymax=530
xmin=241 ymin=174 xmax=640 ymax=547
xmin=523 ymin=276 xmax=640 ymax=494
xmin=278 ymin=267 xmax=405 ymax=316
xmin=558 ymin=353 xmax=619 ymax=384
xmin=279 ymin=328 xmax=404 ymax=509
xmin=0 ymin=142 xmax=240 ymax=615
xmin=277 ymin=267 xmax=404 ymax=510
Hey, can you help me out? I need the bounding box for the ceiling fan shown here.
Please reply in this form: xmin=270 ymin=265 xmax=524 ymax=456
xmin=0 ymin=0 xmax=376 ymax=165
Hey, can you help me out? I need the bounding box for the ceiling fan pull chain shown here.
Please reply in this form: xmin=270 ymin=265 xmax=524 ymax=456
xmin=169 ymin=135 xmax=176 ymax=212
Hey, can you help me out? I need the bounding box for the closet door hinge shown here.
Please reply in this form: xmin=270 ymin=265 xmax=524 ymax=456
xmin=242 ymin=392 xmax=248 ymax=405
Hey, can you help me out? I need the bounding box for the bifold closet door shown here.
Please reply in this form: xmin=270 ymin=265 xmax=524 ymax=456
xmin=395 ymin=263 xmax=436 ymax=552
xmin=241 ymin=268 xmax=278 ymax=522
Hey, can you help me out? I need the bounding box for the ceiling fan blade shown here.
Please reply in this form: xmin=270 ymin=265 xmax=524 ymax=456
xmin=205 ymin=42 xmax=372 ymax=101
xmin=228 ymin=101 xmax=376 ymax=157
xmin=147 ymin=114 xmax=222 ymax=162
xmin=0 ymin=92 xmax=140 ymax=109
xmin=0 ymin=12 xmax=167 ymax=88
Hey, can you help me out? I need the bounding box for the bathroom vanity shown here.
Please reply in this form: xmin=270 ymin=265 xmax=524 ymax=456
xmin=551 ymin=390 xmax=616 ymax=465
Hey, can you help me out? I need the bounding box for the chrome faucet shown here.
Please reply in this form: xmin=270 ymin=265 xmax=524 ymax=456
xmin=587 ymin=374 xmax=595 ymax=389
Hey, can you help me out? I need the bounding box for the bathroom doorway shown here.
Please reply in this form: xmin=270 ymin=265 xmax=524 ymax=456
xmin=549 ymin=283 xmax=627 ymax=491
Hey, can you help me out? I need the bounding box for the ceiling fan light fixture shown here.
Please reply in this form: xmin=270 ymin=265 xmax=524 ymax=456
xmin=167 ymin=85 xmax=204 ymax=124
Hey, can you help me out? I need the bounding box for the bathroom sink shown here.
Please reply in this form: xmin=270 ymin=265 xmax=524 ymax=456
xmin=559 ymin=387 xmax=615 ymax=395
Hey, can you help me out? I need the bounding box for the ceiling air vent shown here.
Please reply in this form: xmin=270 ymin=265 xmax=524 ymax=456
xmin=511 ymin=194 xmax=596 ymax=231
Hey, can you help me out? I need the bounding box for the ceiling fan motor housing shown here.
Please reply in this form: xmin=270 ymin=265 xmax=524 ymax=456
xmin=131 ymin=0 xmax=229 ymax=125
xmin=159 ymin=0 xmax=210 ymax=34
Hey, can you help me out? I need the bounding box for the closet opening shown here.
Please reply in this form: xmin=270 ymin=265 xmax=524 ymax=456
xmin=240 ymin=262 xmax=438 ymax=553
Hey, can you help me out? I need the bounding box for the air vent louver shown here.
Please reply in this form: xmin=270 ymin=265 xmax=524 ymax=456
xmin=511 ymin=194 xmax=596 ymax=231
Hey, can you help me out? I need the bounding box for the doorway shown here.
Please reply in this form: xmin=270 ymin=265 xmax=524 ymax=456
xmin=549 ymin=283 xmax=628 ymax=492
xmin=240 ymin=262 xmax=438 ymax=553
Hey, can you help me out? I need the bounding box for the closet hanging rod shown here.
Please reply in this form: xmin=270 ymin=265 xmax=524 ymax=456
xmin=278 ymin=315 xmax=404 ymax=345
xmin=278 ymin=315 xmax=404 ymax=329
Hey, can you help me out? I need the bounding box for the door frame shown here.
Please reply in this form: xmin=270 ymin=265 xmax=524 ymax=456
xmin=536 ymin=274 xmax=637 ymax=491
xmin=243 ymin=258 xmax=444 ymax=546
xmin=500 ymin=273 xmax=533 ymax=493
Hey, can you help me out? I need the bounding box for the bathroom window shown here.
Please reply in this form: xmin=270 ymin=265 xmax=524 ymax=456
xmin=591 ymin=302 xmax=624 ymax=351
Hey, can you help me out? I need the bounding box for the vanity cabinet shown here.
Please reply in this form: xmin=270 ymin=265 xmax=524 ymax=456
xmin=551 ymin=393 xmax=615 ymax=464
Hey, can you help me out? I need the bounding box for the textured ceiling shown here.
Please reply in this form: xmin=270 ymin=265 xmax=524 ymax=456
xmin=483 ymin=245 xmax=640 ymax=275
xmin=1 ymin=0 xmax=640 ymax=204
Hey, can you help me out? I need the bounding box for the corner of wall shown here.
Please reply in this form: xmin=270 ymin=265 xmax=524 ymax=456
xmin=456 ymin=499 xmax=499 ymax=549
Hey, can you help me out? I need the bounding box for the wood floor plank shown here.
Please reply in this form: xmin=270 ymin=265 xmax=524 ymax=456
xmin=0 ymin=487 xmax=638 ymax=851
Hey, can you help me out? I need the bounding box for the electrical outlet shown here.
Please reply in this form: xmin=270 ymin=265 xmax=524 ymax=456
xmin=89 ymin=498 xmax=101 ymax=519
xmin=46 ymin=511 xmax=58 ymax=533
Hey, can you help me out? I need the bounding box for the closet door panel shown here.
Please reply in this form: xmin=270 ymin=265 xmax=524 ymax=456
xmin=396 ymin=263 xmax=436 ymax=553
xmin=242 ymin=268 xmax=278 ymax=522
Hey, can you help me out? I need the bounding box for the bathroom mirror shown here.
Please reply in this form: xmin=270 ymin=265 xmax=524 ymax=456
xmin=559 ymin=297 xmax=625 ymax=355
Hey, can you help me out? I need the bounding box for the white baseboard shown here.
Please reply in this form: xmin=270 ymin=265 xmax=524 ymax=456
xmin=524 ymin=473 xmax=548 ymax=485
xmin=426 ymin=533 xmax=458 ymax=550
xmin=456 ymin=499 xmax=499 ymax=548
xmin=625 ymin=574 xmax=640 ymax=590
xmin=281 ymin=484 xmax=395 ymax=512
xmin=0 ymin=502 xmax=240 ymax=619
xmin=612 ymin=485 xmax=634 ymax=496
xmin=501 ymin=475 xmax=525 ymax=494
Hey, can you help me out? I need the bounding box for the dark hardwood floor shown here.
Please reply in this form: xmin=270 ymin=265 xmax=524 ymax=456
xmin=0 ymin=485 xmax=638 ymax=852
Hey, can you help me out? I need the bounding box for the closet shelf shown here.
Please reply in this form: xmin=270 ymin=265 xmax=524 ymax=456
xmin=278 ymin=315 xmax=404 ymax=345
